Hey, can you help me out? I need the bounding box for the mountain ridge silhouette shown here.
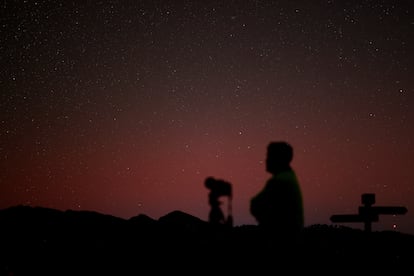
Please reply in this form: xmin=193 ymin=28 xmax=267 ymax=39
xmin=1 ymin=205 xmax=413 ymax=274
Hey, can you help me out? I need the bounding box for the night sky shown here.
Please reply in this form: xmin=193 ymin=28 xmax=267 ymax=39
xmin=1 ymin=1 xmax=413 ymax=234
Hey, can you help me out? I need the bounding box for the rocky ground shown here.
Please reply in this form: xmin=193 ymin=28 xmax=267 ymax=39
xmin=1 ymin=205 xmax=413 ymax=275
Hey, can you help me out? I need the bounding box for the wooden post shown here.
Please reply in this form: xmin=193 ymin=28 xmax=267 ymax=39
xmin=330 ymin=193 xmax=407 ymax=232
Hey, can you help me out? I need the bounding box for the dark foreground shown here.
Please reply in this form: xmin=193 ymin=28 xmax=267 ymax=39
xmin=1 ymin=205 xmax=413 ymax=275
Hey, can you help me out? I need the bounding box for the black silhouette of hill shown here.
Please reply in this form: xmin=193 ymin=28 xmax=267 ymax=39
xmin=1 ymin=205 xmax=413 ymax=275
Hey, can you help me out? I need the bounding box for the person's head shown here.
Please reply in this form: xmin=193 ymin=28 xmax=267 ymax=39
xmin=266 ymin=141 xmax=293 ymax=174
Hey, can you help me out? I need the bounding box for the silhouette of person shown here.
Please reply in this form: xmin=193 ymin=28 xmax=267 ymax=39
xmin=250 ymin=141 xmax=304 ymax=243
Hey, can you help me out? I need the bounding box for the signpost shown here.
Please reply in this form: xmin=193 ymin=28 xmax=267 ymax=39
xmin=330 ymin=193 xmax=407 ymax=232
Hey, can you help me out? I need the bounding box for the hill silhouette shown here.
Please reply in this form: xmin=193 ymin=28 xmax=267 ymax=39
xmin=1 ymin=205 xmax=413 ymax=275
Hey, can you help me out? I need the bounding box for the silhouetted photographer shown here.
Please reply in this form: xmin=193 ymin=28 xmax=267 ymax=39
xmin=250 ymin=141 xmax=304 ymax=245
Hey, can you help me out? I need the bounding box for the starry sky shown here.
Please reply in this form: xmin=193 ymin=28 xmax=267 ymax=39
xmin=1 ymin=0 xmax=413 ymax=234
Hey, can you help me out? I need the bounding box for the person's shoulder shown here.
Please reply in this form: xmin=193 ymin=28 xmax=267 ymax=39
xmin=276 ymin=169 xmax=298 ymax=182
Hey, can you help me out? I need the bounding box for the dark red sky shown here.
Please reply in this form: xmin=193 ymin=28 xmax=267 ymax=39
xmin=1 ymin=1 xmax=413 ymax=234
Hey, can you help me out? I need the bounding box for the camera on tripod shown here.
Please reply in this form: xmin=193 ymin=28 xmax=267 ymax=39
xmin=205 ymin=177 xmax=233 ymax=226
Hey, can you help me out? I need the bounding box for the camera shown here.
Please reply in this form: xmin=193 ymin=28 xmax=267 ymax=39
xmin=205 ymin=176 xmax=233 ymax=226
xmin=204 ymin=177 xmax=232 ymax=197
